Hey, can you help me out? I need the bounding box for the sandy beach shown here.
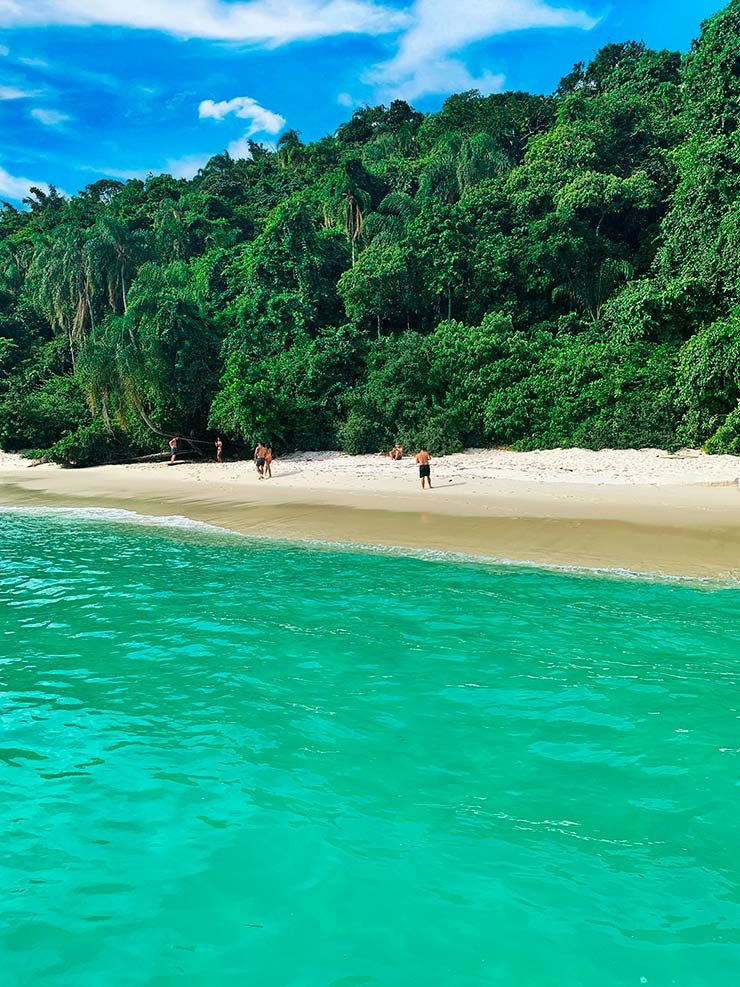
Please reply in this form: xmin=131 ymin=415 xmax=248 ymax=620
xmin=1 ymin=447 xmax=739 ymax=579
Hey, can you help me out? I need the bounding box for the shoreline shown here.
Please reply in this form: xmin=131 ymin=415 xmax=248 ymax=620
xmin=2 ymin=448 xmax=740 ymax=580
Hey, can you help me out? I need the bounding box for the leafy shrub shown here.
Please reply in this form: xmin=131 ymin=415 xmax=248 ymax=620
xmin=42 ymin=420 xmax=120 ymax=466
xmin=338 ymin=407 xmax=388 ymax=455
xmin=705 ymin=402 xmax=740 ymax=454
xmin=677 ymin=310 xmax=740 ymax=445
xmin=398 ymin=408 xmax=466 ymax=456
xmin=0 ymin=372 xmax=90 ymax=451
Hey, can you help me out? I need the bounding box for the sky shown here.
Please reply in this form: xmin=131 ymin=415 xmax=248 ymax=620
xmin=0 ymin=0 xmax=729 ymax=203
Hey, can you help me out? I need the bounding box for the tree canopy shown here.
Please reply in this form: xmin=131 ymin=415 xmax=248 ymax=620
xmin=2 ymin=1 xmax=740 ymax=464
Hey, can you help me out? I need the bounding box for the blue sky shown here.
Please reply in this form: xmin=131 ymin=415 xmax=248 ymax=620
xmin=0 ymin=0 xmax=728 ymax=203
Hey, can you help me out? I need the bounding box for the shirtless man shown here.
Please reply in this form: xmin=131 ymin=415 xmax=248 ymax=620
xmin=254 ymin=442 xmax=266 ymax=479
xmin=415 ymin=449 xmax=432 ymax=489
xmin=215 ymin=436 xmax=223 ymax=463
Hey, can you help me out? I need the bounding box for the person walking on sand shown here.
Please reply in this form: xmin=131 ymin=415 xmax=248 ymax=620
xmin=254 ymin=442 xmax=266 ymax=479
xmin=264 ymin=443 xmax=273 ymax=478
xmin=215 ymin=436 xmax=223 ymax=463
xmin=416 ymin=449 xmax=432 ymax=489
xmin=168 ymin=436 xmax=178 ymax=465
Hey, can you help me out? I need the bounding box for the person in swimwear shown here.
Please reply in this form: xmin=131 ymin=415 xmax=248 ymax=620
xmin=254 ymin=442 xmax=266 ymax=479
xmin=415 ymin=449 xmax=432 ymax=489
xmin=168 ymin=436 xmax=178 ymax=464
xmin=264 ymin=443 xmax=273 ymax=478
xmin=215 ymin=436 xmax=223 ymax=463
xmin=390 ymin=443 xmax=403 ymax=460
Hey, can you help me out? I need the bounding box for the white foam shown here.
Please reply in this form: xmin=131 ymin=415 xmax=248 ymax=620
xmin=0 ymin=504 xmax=236 ymax=538
xmin=295 ymin=536 xmax=740 ymax=589
xmin=2 ymin=505 xmax=738 ymax=589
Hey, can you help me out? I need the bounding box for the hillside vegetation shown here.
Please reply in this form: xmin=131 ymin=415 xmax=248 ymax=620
xmin=1 ymin=1 xmax=740 ymax=464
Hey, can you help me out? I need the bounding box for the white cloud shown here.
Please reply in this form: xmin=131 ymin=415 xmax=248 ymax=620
xmin=31 ymin=107 xmax=70 ymax=125
xmin=200 ymin=95 xmax=284 ymax=160
xmin=0 ymin=164 xmax=52 ymax=201
xmin=379 ymin=59 xmax=505 ymax=102
xmin=226 ymin=136 xmax=253 ymax=160
xmin=0 ymin=0 xmax=409 ymax=45
xmin=199 ymin=95 xmax=285 ymax=136
xmin=367 ymin=0 xmax=597 ymax=100
xmin=0 ymin=43 xmax=9 ymax=56
xmin=0 ymin=84 xmax=36 ymax=99
xmin=226 ymin=136 xmax=277 ymax=159
xmin=91 ymin=153 xmax=211 ymax=182
xmin=94 ymin=165 xmax=152 ymax=181
xmin=337 ymin=91 xmax=355 ymax=108
xmin=166 ymin=153 xmax=211 ymax=179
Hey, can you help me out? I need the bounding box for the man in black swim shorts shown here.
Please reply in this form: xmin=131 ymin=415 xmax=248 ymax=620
xmin=254 ymin=442 xmax=266 ymax=479
xmin=415 ymin=449 xmax=432 ymax=489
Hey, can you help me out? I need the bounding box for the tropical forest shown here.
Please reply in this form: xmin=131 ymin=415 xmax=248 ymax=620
xmin=1 ymin=0 xmax=739 ymax=464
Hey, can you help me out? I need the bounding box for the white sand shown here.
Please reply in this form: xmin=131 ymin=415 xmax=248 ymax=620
xmin=263 ymin=447 xmax=740 ymax=486
xmin=2 ymin=447 xmax=739 ymax=578
xmin=2 ymin=445 xmax=740 ymax=488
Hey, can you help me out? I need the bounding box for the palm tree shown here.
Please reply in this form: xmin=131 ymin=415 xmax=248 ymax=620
xmin=75 ymin=320 xmax=122 ymax=429
xmin=455 ymin=134 xmax=508 ymax=192
xmin=277 ymin=129 xmax=304 ymax=168
xmin=0 ymin=236 xmax=35 ymax=297
xmin=84 ymin=216 xmax=150 ymax=314
xmin=321 ymin=160 xmax=375 ymax=265
xmin=362 ymin=192 xmax=419 ymax=246
xmin=418 ymin=152 xmax=459 ymax=205
xmin=29 ymin=227 xmax=96 ymax=364
xmin=553 ymin=257 xmax=634 ymax=323
xmin=152 ymin=200 xmax=191 ymax=262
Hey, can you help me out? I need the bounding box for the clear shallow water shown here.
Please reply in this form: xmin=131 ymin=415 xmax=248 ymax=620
xmin=2 ymin=510 xmax=740 ymax=986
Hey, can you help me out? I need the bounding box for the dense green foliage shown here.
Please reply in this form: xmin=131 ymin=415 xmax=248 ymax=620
xmin=2 ymin=3 xmax=740 ymax=463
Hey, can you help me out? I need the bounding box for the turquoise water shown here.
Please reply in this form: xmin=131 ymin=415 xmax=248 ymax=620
xmin=2 ymin=510 xmax=740 ymax=986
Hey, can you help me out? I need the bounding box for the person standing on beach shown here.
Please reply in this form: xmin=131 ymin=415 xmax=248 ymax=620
xmin=416 ymin=449 xmax=432 ymax=489
xmin=215 ymin=436 xmax=223 ymax=463
xmin=254 ymin=442 xmax=266 ymax=479
xmin=264 ymin=443 xmax=273 ymax=478
xmin=168 ymin=436 xmax=178 ymax=464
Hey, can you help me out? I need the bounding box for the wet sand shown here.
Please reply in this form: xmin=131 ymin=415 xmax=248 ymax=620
xmin=1 ymin=450 xmax=739 ymax=579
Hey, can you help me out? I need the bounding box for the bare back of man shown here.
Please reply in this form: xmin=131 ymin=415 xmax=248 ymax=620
xmin=254 ymin=443 xmax=266 ymax=478
xmin=415 ymin=449 xmax=432 ymax=489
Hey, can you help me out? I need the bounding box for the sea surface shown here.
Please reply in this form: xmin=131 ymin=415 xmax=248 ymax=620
xmin=2 ymin=509 xmax=740 ymax=986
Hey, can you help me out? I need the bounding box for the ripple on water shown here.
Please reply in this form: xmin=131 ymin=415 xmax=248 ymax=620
xmin=1 ymin=509 xmax=740 ymax=986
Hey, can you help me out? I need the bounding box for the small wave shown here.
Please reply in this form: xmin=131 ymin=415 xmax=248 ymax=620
xmin=295 ymin=537 xmax=740 ymax=590
xmin=2 ymin=504 xmax=738 ymax=590
xmin=0 ymin=504 xmax=236 ymax=538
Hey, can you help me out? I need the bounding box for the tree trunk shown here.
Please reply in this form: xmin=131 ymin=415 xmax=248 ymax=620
xmin=85 ymin=281 xmax=95 ymax=334
xmin=101 ymin=394 xmax=114 ymax=433
xmin=131 ymin=395 xmax=166 ymax=437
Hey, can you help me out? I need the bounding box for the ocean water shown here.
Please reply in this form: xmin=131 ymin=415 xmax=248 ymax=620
xmin=2 ymin=510 xmax=740 ymax=986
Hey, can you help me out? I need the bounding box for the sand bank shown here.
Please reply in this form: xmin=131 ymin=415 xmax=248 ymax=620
xmin=1 ymin=448 xmax=739 ymax=579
